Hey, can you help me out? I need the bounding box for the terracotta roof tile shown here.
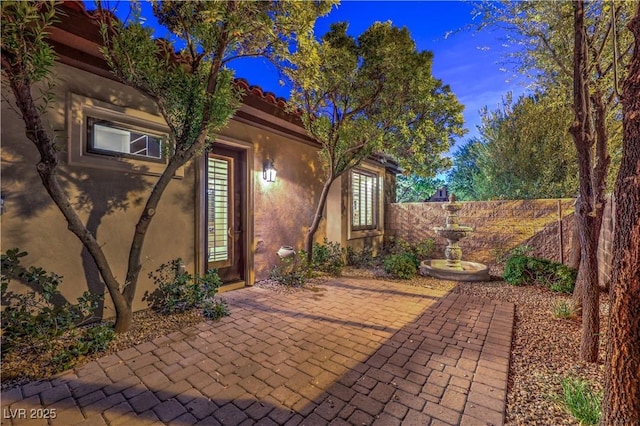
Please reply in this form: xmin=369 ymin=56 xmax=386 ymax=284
xmin=59 ymin=1 xmax=290 ymax=110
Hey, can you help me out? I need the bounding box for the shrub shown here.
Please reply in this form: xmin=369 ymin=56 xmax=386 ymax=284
xmin=53 ymin=324 xmax=115 ymax=370
xmin=503 ymin=255 xmax=576 ymax=293
xmin=414 ymin=239 xmax=435 ymax=260
xmin=385 ymin=236 xmax=435 ymax=261
xmin=383 ymin=254 xmax=418 ymax=279
xmin=346 ymin=246 xmax=375 ymax=268
xmin=551 ymin=264 xmax=578 ymax=293
xmin=147 ymin=259 xmax=226 ymax=316
xmin=561 ymin=377 xmax=602 ymax=425
xmin=1 ymin=248 xmax=102 ymax=355
xmin=493 ymin=245 xmax=534 ymax=265
xmin=270 ymin=256 xmax=307 ymax=287
xmin=202 ymin=299 xmax=230 ymax=320
xmin=311 ymin=238 xmax=345 ymax=276
xmin=502 ymin=255 xmax=533 ymax=286
xmin=551 ymin=300 xmax=575 ymax=319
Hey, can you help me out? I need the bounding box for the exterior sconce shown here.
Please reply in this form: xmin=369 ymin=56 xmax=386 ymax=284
xmin=0 ymin=193 xmax=5 ymax=215
xmin=263 ymin=160 xmax=277 ymax=182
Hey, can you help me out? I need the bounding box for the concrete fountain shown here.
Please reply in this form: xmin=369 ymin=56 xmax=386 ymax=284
xmin=420 ymin=193 xmax=490 ymax=282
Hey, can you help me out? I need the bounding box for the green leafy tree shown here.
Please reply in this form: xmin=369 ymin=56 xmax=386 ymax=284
xmin=446 ymin=139 xmax=482 ymax=201
xmin=395 ymin=175 xmax=445 ymax=203
xmin=456 ymin=93 xmax=578 ymax=200
xmin=286 ymin=22 xmax=465 ymax=261
xmin=474 ymin=0 xmax=635 ymax=362
xmin=1 ymin=0 xmax=333 ymax=332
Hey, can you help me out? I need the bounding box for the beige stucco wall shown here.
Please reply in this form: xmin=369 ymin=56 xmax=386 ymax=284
xmin=1 ymin=63 xmax=197 ymax=317
xmin=1 ymin=61 xmax=337 ymax=316
xmin=216 ymin=119 xmax=327 ymax=281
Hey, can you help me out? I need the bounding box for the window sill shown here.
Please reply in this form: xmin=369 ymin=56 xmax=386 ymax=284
xmin=68 ymin=93 xmax=183 ymax=178
xmin=349 ymin=227 xmax=384 ymax=240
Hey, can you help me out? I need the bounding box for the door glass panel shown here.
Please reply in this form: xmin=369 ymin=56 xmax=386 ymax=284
xmin=207 ymin=157 xmax=230 ymax=264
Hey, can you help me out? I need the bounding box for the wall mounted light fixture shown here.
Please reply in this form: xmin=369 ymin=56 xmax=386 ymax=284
xmin=263 ymin=160 xmax=277 ymax=182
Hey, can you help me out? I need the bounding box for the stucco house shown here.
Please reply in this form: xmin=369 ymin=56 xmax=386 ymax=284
xmin=1 ymin=1 xmax=398 ymax=317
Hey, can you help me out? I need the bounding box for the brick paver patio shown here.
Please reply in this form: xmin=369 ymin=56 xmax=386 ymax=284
xmin=1 ymin=277 xmax=514 ymax=425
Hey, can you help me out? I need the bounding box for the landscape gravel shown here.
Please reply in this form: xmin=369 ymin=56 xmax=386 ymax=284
xmin=457 ymin=279 xmax=608 ymax=425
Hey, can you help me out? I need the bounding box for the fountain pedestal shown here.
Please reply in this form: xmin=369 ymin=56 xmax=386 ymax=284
xmin=420 ymin=194 xmax=490 ymax=282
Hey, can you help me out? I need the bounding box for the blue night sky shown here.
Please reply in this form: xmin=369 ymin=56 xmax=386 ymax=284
xmin=92 ymin=0 xmax=533 ymax=154
xmin=305 ymin=1 xmax=533 ymax=150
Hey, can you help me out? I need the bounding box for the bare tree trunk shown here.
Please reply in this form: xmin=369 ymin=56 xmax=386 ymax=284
xmin=601 ymin=4 xmax=640 ymax=424
xmin=305 ymin=176 xmax=336 ymax=263
xmin=570 ymin=212 xmax=583 ymax=313
xmin=570 ymin=0 xmax=600 ymax=363
xmin=2 ymin=56 xmax=132 ymax=332
xmin=572 ymin=251 xmax=585 ymax=315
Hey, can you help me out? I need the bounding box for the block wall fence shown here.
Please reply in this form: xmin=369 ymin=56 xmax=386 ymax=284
xmin=386 ymin=196 xmax=615 ymax=285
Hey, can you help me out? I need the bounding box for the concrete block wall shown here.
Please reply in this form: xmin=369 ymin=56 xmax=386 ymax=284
xmin=386 ymin=197 xmax=615 ymax=284
xmin=597 ymin=195 xmax=615 ymax=287
xmin=386 ymin=199 xmax=578 ymax=266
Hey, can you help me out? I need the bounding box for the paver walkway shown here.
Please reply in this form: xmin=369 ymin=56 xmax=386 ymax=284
xmin=1 ymin=278 xmax=514 ymax=426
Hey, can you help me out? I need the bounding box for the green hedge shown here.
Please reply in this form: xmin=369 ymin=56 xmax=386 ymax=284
xmin=383 ymin=253 xmax=419 ymax=279
xmin=503 ymin=255 xmax=577 ymax=293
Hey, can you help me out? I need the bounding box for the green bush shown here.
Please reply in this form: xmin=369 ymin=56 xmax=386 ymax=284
xmin=270 ymin=256 xmax=307 ymax=287
xmin=387 ymin=237 xmax=414 ymax=256
xmin=53 ymin=324 xmax=115 ymax=370
xmin=202 ymin=299 xmax=230 ymax=320
xmin=346 ymin=246 xmax=375 ymax=268
xmin=414 ymin=239 xmax=435 ymax=260
xmin=311 ymin=238 xmax=345 ymax=276
xmin=385 ymin=237 xmax=435 ymax=261
xmin=502 ymin=255 xmax=533 ymax=286
xmin=551 ymin=300 xmax=575 ymax=319
xmin=1 ymin=248 xmax=102 ymax=355
xmin=551 ymin=264 xmax=578 ymax=293
xmin=147 ymin=259 xmax=227 ymax=316
xmin=561 ymin=377 xmax=602 ymax=425
xmin=493 ymin=245 xmax=534 ymax=265
xmin=383 ymin=254 xmax=418 ymax=279
xmin=503 ymin=255 xmax=576 ymax=293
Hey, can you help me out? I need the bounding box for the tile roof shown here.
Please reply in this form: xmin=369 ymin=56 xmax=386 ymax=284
xmin=57 ymin=1 xmax=289 ymax=110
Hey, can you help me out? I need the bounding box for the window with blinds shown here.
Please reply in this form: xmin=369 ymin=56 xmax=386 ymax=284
xmin=351 ymin=169 xmax=378 ymax=230
xmin=207 ymin=157 xmax=230 ymax=264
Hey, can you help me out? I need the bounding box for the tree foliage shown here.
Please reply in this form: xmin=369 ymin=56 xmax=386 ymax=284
xmin=474 ymin=1 xmax=636 ymax=362
xmin=286 ymin=21 xmax=465 ymax=259
xmin=395 ymin=175 xmax=445 ymax=203
xmin=1 ymin=0 xmax=332 ymax=332
xmin=473 ymin=0 xmax=635 ymax=187
xmin=447 ymin=93 xmax=578 ymax=200
xmin=446 ymin=139 xmax=482 ymax=201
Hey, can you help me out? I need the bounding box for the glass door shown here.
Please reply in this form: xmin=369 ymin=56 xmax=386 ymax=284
xmin=207 ymin=147 xmax=244 ymax=283
xmin=207 ymin=155 xmax=232 ymax=268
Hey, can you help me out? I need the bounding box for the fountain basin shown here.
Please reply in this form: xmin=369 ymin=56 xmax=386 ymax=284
xmin=420 ymin=259 xmax=490 ymax=282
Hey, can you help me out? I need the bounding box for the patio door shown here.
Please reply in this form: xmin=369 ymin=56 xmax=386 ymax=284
xmin=206 ymin=146 xmax=245 ymax=284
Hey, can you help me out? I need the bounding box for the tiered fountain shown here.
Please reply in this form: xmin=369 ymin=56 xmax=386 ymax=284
xmin=420 ymin=193 xmax=489 ymax=281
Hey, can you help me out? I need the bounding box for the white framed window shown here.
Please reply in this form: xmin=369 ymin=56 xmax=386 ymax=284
xmin=87 ymin=117 xmax=163 ymax=161
xmin=351 ymin=169 xmax=378 ymax=230
xmin=68 ymin=93 xmax=180 ymax=177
